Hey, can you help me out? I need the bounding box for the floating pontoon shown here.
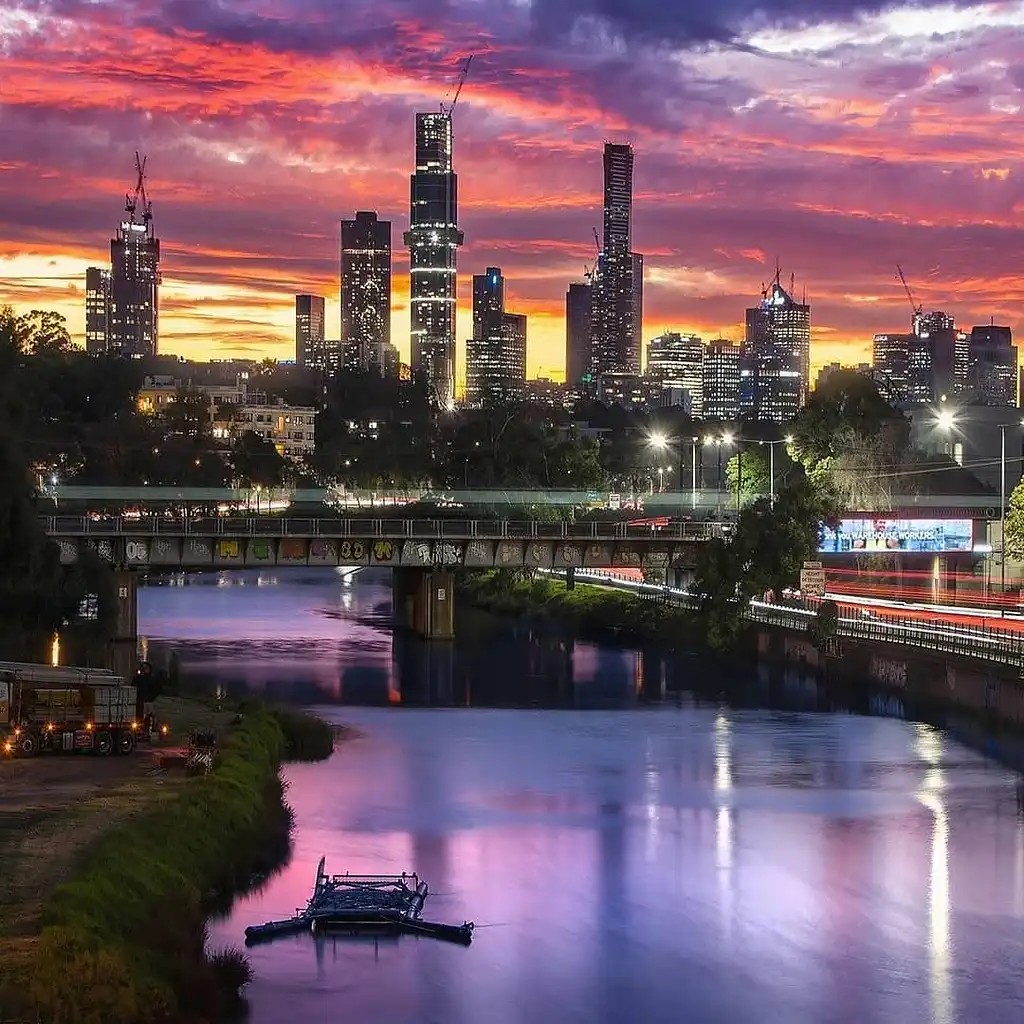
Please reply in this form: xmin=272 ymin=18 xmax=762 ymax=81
xmin=244 ymin=858 xmax=474 ymax=947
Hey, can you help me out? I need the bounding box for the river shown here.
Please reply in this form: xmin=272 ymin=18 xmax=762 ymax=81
xmin=141 ymin=568 xmax=1024 ymax=1024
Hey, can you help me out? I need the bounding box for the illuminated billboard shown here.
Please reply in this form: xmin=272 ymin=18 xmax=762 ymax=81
xmin=818 ymin=518 xmax=973 ymax=554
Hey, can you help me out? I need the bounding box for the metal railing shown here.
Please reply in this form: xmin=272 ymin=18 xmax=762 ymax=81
xmin=39 ymin=515 xmax=720 ymax=542
xmin=748 ymin=600 xmax=1024 ymax=668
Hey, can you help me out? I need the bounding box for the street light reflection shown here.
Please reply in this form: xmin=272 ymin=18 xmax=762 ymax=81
xmin=915 ymin=723 xmax=953 ymax=1024
xmin=714 ymin=710 xmax=734 ymax=940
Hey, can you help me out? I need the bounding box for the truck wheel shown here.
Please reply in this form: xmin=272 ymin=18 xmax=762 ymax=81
xmin=18 ymin=733 xmax=38 ymax=757
xmin=117 ymin=732 xmax=135 ymax=756
xmin=95 ymin=732 xmax=114 ymax=756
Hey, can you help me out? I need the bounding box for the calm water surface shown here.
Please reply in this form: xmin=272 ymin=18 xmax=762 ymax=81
xmin=141 ymin=568 xmax=1024 ymax=1024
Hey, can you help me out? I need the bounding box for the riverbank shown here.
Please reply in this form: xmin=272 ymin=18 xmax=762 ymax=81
xmin=460 ymin=570 xmax=707 ymax=648
xmin=0 ymin=697 xmax=336 ymax=1023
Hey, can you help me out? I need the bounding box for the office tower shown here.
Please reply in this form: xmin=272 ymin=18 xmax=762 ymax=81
xmin=84 ymin=267 xmax=110 ymax=354
xmin=107 ymin=158 xmax=160 ymax=356
xmin=340 ymin=211 xmax=392 ymax=375
xmin=590 ymin=143 xmax=641 ymax=376
xmin=404 ymin=112 xmax=464 ymax=407
xmin=295 ymin=294 xmax=326 ymax=369
xmin=466 ymin=267 xmax=526 ymax=405
xmin=968 ymin=325 xmax=1017 ymax=406
xmin=912 ymin=310 xmax=963 ymax=401
xmin=872 ymin=333 xmax=913 ymax=400
xmin=565 ymin=281 xmax=592 ymax=386
xmin=646 ymin=332 xmax=703 ymax=415
xmin=703 ymin=340 xmax=741 ymax=421
xmin=740 ymin=271 xmax=811 ymax=423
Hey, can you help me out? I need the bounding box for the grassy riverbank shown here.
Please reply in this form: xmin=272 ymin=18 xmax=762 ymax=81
xmin=461 ymin=570 xmax=706 ymax=647
xmin=0 ymin=699 xmax=336 ymax=1023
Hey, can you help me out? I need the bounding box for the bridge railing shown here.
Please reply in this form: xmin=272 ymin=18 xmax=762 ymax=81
xmin=39 ymin=515 xmax=722 ymax=542
xmin=748 ymin=600 xmax=1024 ymax=668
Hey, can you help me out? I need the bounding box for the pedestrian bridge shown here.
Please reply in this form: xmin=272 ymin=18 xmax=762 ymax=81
xmin=41 ymin=514 xmax=721 ymax=572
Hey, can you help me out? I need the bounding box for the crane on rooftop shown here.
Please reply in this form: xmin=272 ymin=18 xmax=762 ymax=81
xmin=584 ymin=227 xmax=601 ymax=282
xmin=896 ymin=264 xmax=922 ymax=318
xmin=125 ymin=152 xmax=153 ymax=229
xmin=440 ymin=55 xmax=474 ymax=118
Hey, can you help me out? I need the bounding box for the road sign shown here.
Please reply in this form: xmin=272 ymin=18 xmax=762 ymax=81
xmin=800 ymin=567 xmax=826 ymax=597
xmin=802 ymin=560 xmax=822 ymax=569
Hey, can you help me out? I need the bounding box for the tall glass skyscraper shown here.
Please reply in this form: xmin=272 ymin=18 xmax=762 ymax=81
xmin=466 ymin=267 xmax=527 ymax=405
xmin=740 ymin=275 xmax=810 ymax=423
xmin=341 ymin=211 xmax=393 ymax=375
xmin=108 ymin=218 xmax=159 ymax=356
xmin=404 ymin=113 xmax=464 ymax=407
xmin=590 ymin=143 xmax=642 ymax=376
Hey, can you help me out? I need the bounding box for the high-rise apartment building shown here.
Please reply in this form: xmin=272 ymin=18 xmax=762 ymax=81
xmin=565 ymin=281 xmax=592 ymax=386
xmin=107 ymin=195 xmax=160 ymax=355
xmin=404 ymin=113 xmax=463 ymax=407
xmin=872 ymin=333 xmax=913 ymax=400
xmin=913 ymin=310 xmax=961 ymax=401
xmin=740 ymin=274 xmax=810 ymax=423
xmin=702 ymin=340 xmax=741 ymax=421
xmin=295 ymin=294 xmax=326 ymax=369
xmin=85 ymin=267 xmax=110 ymax=354
xmin=646 ymin=332 xmax=703 ymax=415
xmin=590 ymin=143 xmax=642 ymax=377
xmin=968 ymin=325 xmax=1017 ymax=406
xmin=340 ymin=211 xmax=392 ymax=376
xmin=466 ymin=267 xmax=527 ymax=405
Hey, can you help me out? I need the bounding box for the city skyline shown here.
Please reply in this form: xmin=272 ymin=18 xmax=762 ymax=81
xmin=1 ymin=0 xmax=1022 ymax=382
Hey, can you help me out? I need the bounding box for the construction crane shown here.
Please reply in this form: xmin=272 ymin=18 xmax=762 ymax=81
xmin=440 ymin=55 xmax=474 ymax=117
xmin=584 ymin=227 xmax=601 ymax=282
xmin=124 ymin=152 xmax=152 ymax=228
xmin=896 ymin=264 xmax=922 ymax=317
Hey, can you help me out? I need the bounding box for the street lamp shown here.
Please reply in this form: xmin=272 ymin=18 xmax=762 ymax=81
xmin=758 ymin=435 xmax=794 ymax=507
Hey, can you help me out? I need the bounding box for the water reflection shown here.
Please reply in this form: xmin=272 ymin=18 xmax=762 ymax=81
xmin=142 ymin=569 xmax=1024 ymax=1023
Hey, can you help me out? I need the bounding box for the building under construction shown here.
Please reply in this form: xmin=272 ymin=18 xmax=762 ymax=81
xmin=86 ymin=154 xmax=161 ymax=356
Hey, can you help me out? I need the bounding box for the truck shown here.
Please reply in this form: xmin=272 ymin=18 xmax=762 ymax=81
xmin=0 ymin=661 xmax=167 ymax=757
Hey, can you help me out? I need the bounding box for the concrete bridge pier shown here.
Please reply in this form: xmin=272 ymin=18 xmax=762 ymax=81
xmin=393 ymin=568 xmax=455 ymax=640
xmin=105 ymin=568 xmax=139 ymax=681
xmin=667 ymin=567 xmax=695 ymax=591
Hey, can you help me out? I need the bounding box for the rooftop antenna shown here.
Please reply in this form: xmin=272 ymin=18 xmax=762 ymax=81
xmin=789 ymin=271 xmax=795 ymax=295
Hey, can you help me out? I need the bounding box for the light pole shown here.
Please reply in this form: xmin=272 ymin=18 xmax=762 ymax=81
xmin=690 ymin=435 xmax=699 ymax=511
xmin=759 ymin=435 xmax=794 ymax=507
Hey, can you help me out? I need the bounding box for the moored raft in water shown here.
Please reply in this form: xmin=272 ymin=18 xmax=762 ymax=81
xmin=245 ymin=857 xmax=474 ymax=947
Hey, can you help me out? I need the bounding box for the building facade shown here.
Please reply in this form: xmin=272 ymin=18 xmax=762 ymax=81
xmin=466 ymin=267 xmax=527 ymax=405
xmin=107 ymin=222 xmax=160 ymax=356
xmin=294 ymin=294 xmax=327 ymax=370
xmin=404 ymin=112 xmax=464 ymax=407
xmin=590 ymin=143 xmax=642 ymax=377
xmin=340 ymin=211 xmax=392 ymax=375
xmin=85 ymin=267 xmax=110 ymax=354
xmin=646 ymin=332 xmax=703 ymax=415
xmin=967 ymin=325 xmax=1016 ymax=406
xmin=565 ymin=281 xmax=592 ymax=386
xmin=740 ymin=277 xmax=810 ymax=423
xmin=702 ymin=340 xmax=741 ymax=421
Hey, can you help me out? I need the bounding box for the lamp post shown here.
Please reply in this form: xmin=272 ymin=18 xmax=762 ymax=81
xmin=690 ymin=435 xmax=699 ymax=511
xmin=647 ymin=431 xmax=686 ymax=513
xmin=759 ymin=435 xmax=794 ymax=507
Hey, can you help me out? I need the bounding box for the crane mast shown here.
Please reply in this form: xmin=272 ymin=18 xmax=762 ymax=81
xmin=896 ymin=264 xmax=922 ymax=317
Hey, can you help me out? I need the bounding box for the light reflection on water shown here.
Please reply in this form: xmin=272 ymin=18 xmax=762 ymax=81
xmin=141 ymin=569 xmax=1024 ymax=1024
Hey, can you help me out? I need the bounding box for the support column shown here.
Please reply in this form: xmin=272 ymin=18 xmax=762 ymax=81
xmin=105 ymin=569 xmax=139 ymax=681
xmin=392 ymin=568 xmax=455 ymax=640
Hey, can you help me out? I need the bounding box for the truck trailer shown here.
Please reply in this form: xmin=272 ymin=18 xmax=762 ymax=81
xmin=0 ymin=661 xmax=166 ymax=757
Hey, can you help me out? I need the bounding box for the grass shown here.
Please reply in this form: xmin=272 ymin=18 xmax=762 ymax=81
xmin=0 ymin=699 xmax=337 ymax=1024
xmin=461 ymin=570 xmax=705 ymax=647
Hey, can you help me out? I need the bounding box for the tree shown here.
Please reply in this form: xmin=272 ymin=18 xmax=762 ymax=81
xmin=231 ymin=431 xmax=289 ymax=488
xmin=162 ymin=388 xmax=211 ymax=438
xmin=1005 ymin=478 xmax=1024 ymax=563
xmin=724 ymin=445 xmax=789 ymax=505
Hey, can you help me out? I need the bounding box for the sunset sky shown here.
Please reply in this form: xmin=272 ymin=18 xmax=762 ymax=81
xmin=1 ymin=0 xmax=1022 ymax=385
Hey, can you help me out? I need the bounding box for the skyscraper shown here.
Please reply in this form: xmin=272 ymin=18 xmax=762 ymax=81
xmin=740 ymin=272 xmax=811 ymax=423
xmin=590 ymin=143 xmax=642 ymax=376
xmin=466 ymin=267 xmax=526 ymax=405
xmin=702 ymin=340 xmax=741 ymax=421
xmin=565 ymin=281 xmax=592 ymax=386
xmin=968 ymin=324 xmax=1017 ymax=406
xmin=404 ymin=112 xmax=463 ymax=407
xmin=107 ymin=158 xmax=160 ymax=356
xmin=341 ymin=211 xmax=393 ymax=375
xmin=646 ymin=332 xmax=703 ymax=415
xmin=84 ymin=266 xmax=110 ymax=355
xmin=295 ymin=294 xmax=326 ymax=369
